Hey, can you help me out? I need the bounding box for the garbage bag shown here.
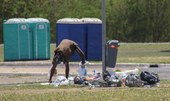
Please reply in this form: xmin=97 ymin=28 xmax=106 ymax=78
xmin=53 ymin=76 xmax=69 ymax=86
xmin=140 ymin=71 xmax=159 ymax=85
xmin=125 ymin=74 xmax=144 ymax=87
xmin=103 ymin=70 xmax=121 ymax=87
xmin=74 ymin=76 xmax=85 ymax=84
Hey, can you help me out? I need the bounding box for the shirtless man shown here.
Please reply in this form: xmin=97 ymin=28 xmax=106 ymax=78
xmin=49 ymin=39 xmax=85 ymax=83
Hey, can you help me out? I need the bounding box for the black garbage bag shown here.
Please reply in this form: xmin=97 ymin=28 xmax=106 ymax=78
xmin=140 ymin=71 xmax=160 ymax=85
xmin=103 ymin=70 xmax=111 ymax=81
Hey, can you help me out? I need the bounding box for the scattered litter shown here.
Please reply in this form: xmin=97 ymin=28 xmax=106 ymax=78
xmin=149 ymin=64 xmax=159 ymax=68
xmin=77 ymin=61 xmax=89 ymax=77
xmin=125 ymin=74 xmax=144 ymax=87
xmin=43 ymin=64 xmax=160 ymax=88
xmin=52 ymin=76 xmax=69 ymax=87
xmin=68 ymin=77 xmax=75 ymax=85
xmin=115 ymin=68 xmax=140 ymax=78
xmin=40 ymin=83 xmax=50 ymax=85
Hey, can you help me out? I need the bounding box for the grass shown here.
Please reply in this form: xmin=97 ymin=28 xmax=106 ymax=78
xmin=0 ymin=44 xmax=3 ymax=62
xmin=0 ymin=80 xmax=170 ymax=101
xmin=117 ymin=43 xmax=170 ymax=63
xmin=0 ymin=43 xmax=170 ymax=63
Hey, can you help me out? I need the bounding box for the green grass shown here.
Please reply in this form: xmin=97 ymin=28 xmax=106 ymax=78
xmin=0 ymin=44 xmax=3 ymax=62
xmin=0 ymin=81 xmax=170 ymax=101
xmin=1 ymin=43 xmax=170 ymax=63
xmin=117 ymin=43 xmax=170 ymax=63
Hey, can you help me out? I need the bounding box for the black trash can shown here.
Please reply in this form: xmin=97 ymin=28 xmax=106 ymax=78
xmin=106 ymin=40 xmax=119 ymax=68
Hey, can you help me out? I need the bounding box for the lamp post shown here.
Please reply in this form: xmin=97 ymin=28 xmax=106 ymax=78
xmin=102 ymin=0 xmax=106 ymax=75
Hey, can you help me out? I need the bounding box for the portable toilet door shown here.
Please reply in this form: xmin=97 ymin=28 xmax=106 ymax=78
xmin=68 ymin=18 xmax=86 ymax=61
xmin=18 ymin=23 xmax=33 ymax=60
xmin=81 ymin=18 xmax=102 ymax=61
xmin=56 ymin=18 xmax=86 ymax=61
xmin=27 ymin=18 xmax=50 ymax=60
xmin=3 ymin=18 xmax=33 ymax=61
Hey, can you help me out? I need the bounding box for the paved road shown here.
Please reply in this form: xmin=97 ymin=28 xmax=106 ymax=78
xmin=0 ymin=63 xmax=170 ymax=80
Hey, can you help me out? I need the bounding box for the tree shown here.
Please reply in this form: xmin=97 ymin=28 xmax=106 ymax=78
xmin=0 ymin=0 xmax=170 ymax=43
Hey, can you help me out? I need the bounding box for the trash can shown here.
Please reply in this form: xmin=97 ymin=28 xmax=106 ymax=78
xmin=3 ymin=18 xmax=33 ymax=61
xmin=56 ymin=18 xmax=86 ymax=61
xmin=27 ymin=18 xmax=50 ymax=60
xmin=106 ymin=40 xmax=119 ymax=68
xmin=81 ymin=18 xmax=102 ymax=61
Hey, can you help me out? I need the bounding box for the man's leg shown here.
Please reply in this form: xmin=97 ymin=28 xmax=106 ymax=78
xmin=65 ymin=62 xmax=69 ymax=79
xmin=49 ymin=63 xmax=57 ymax=83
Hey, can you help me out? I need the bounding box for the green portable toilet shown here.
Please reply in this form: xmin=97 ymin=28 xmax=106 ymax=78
xmin=27 ymin=18 xmax=50 ymax=60
xmin=3 ymin=18 xmax=33 ymax=61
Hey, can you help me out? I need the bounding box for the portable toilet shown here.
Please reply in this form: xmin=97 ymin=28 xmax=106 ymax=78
xmin=82 ymin=18 xmax=102 ymax=61
xmin=3 ymin=18 xmax=33 ymax=61
xmin=27 ymin=18 xmax=50 ymax=60
xmin=56 ymin=18 xmax=86 ymax=61
xmin=56 ymin=18 xmax=73 ymax=45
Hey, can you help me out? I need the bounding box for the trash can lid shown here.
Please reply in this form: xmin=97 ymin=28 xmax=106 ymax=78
xmin=4 ymin=18 xmax=27 ymax=24
xmin=57 ymin=18 xmax=83 ymax=24
xmin=81 ymin=18 xmax=102 ymax=24
xmin=27 ymin=18 xmax=49 ymax=23
xmin=107 ymin=40 xmax=119 ymax=46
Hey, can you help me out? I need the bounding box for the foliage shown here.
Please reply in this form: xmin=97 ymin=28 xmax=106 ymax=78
xmin=0 ymin=0 xmax=170 ymax=43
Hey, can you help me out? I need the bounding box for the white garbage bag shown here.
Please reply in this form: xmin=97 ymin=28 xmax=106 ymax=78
xmin=53 ymin=76 xmax=69 ymax=87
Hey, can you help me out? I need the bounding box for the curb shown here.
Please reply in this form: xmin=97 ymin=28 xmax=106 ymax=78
xmin=1 ymin=61 xmax=170 ymax=67
xmin=0 ymin=72 xmax=47 ymax=76
xmin=116 ymin=63 xmax=170 ymax=68
xmin=0 ymin=61 xmax=102 ymax=66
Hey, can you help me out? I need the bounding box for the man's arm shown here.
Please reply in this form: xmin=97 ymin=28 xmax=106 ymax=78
xmin=75 ymin=45 xmax=85 ymax=64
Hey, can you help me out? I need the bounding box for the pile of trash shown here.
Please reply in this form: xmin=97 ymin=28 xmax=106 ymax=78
xmin=73 ymin=68 xmax=160 ymax=88
xmin=42 ymin=62 xmax=159 ymax=88
xmin=42 ymin=68 xmax=159 ymax=88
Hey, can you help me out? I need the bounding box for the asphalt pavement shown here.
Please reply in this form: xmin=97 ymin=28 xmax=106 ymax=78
xmin=0 ymin=61 xmax=170 ymax=80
